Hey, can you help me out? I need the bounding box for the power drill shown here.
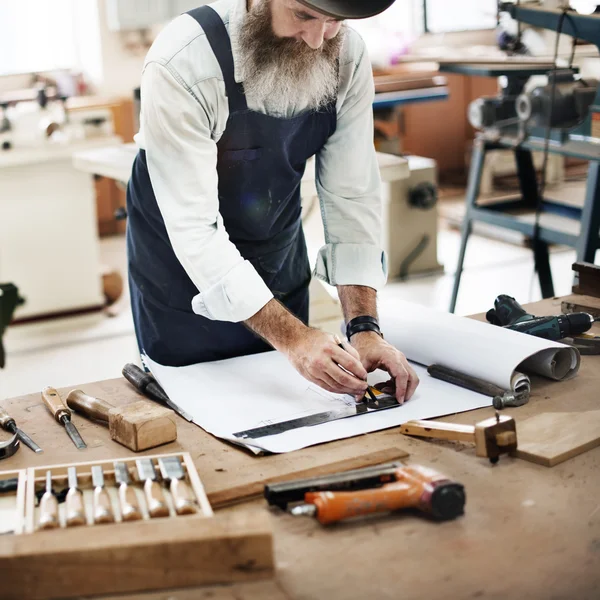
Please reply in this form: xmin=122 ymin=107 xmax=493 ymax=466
xmin=486 ymin=295 xmax=594 ymax=341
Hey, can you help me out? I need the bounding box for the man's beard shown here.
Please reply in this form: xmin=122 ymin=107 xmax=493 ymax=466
xmin=238 ymin=0 xmax=344 ymax=117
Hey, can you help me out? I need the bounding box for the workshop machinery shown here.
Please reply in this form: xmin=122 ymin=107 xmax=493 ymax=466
xmin=447 ymin=3 xmax=600 ymax=312
xmin=0 ymin=282 xmax=23 ymax=369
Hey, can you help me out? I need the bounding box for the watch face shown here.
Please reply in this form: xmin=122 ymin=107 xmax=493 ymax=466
xmin=296 ymin=0 xmax=396 ymax=20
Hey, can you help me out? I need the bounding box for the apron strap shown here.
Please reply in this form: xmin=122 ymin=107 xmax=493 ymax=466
xmin=186 ymin=6 xmax=248 ymax=113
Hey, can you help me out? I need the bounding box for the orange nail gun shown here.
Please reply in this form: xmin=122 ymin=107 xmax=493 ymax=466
xmin=265 ymin=463 xmax=465 ymax=525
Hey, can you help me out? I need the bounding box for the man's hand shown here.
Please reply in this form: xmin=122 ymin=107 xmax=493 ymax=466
xmin=285 ymin=329 xmax=369 ymax=396
xmin=245 ymin=299 xmax=369 ymax=396
xmin=351 ymin=331 xmax=420 ymax=404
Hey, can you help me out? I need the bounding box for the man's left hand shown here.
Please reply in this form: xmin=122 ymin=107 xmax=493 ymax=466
xmin=351 ymin=331 xmax=420 ymax=404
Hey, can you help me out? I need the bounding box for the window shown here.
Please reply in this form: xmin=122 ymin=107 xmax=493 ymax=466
xmin=422 ymin=0 xmax=499 ymax=34
xmin=0 ymin=0 xmax=78 ymax=77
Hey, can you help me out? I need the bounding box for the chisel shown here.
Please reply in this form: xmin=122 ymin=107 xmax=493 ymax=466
xmin=114 ymin=462 xmax=142 ymax=522
xmin=65 ymin=467 xmax=86 ymax=527
xmin=122 ymin=363 xmax=193 ymax=422
xmin=38 ymin=471 xmax=59 ymax=530
xmin=136 ymin=459 xmax=169 ymax=518
xmin=41 ymin=387 xmax=87 ymax=449
xmin=91 ymin=466 xmax=114 ymax=524
xmin=0 ymin=406 xmax=42 ymax=453
xmin=158 ymin=456 xmax=198 ymax=515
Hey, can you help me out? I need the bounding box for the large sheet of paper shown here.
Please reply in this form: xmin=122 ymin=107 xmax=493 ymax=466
xmin=147 ymin=300 xmax=580 ymax=454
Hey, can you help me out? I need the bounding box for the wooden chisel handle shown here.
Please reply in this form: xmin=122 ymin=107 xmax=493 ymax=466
xmin=65 ymin=488 xmax=86 ymax=527
xmin=66 ymin=390 xmax=113 ymax=424
xmin=93 ymin=487 xmax=114 ymax=524
xmin=143 ymin=479 xmax=169 ymax=518
xmin=170 ymin=479 xmax=198 ymax=515
xmin=42 ymin=387 xmax=70 ymax=423
xmin=0 ymin=406 xmax=15 ymax=429
xmin=38 ymin=492 xmax=60 ymax=530
xmin=119 ymin=483 xmax=142 ymax=522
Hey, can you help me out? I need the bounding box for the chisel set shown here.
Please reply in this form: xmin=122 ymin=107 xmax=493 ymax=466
xmin=25 ymin=452 xmax=212 ymax=532
xmin=0 ymin=452 xmax=274 ymax=599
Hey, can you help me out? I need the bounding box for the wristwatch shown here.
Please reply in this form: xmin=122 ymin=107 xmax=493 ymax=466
xmin=346 ymin=316 xmax=383 ymax=341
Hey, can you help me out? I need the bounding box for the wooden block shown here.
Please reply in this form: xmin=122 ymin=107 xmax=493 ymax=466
xmin=0 ymin=511 xmax=274 ymax=600
xmin=207 ymin=447 xmax=409 ymax=509
xmin=561 ymin=294 xmax=600 ymax=319
xmin=572 ymin=262 xmax=600 ymax=298
xmin=109 ymin=401 xmax=177 ymax=452
xmin=514 ymin=411 xmax=600 ymax=467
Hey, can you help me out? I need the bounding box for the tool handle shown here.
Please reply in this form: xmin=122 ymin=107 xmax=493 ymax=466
xmin=143 ymin=479 xmax=169 ymax=518
xmin=306 ymin=481 xmax=420 ymax=525
xmin=66 ymin=390 xmax=113 ymax=424
xmin=93 ymin=487 xmax=114 ymax=524
xmin=170 ymin=479 xmax=198 ymax=516
xmin=119 ymin=483 xmax=142 ymax=522
xmin=427 ymin=365 xmax=506 ymax=398
xmin=123 ymin=364 xmax=169 ymax=406
xmin=400 ymin=420 xmax=476 ymax=443
xmin=41 ymin=387 xmax=70 ymax=423
xmin=38 ymin=492 xmax=60 ymax=530
xmin=65 ymin=488 xmax=86 ymax=527
xmin=0 ymin=406 xmax=15 ymax=429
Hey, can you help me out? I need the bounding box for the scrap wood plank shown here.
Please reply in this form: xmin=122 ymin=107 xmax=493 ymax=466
xmin=207 ymin=447 xmax=409 ymax=508
xmin=561 ymin=294 xmax=600 ymax=319
xmin=514 ymin=411 xmax=600 ymax=467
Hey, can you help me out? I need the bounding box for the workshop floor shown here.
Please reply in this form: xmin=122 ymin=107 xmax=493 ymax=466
xmin=2 ymin=215 xmax=581 ymax=400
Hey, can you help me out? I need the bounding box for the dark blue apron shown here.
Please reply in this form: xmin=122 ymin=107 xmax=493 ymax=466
xmin=126 ymin=5 xmax=337 ymax=366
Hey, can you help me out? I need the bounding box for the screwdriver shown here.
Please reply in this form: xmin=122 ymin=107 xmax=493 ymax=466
xmin=158 ymin=456 xmax=198 ymax=516
xmin=92 ymin=466 xmax=114 ymax=524
xmin=136 ymin=459 xmax=169 ymax=518
xmin=114 ymin=462 xmax=142 ymax=522
xmin=41 ymin=387 xmax=87 ymax=449
xmin=65 ymin=467 xmax=86 ymax=528
xmin=0 ymin=406 xmax=42 ymax=453
xmin=38 ymin=471 xmax=59 ymax=531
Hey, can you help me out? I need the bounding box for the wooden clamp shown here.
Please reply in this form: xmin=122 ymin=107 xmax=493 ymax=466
xmin=400 ymin=414 xmax=518 ymax=463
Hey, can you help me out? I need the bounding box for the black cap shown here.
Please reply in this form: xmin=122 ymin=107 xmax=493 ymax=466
xmin=297 ymin=0 xmax=396 ymax=19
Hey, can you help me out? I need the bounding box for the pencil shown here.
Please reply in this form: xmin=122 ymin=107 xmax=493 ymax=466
xmin=334 ymin=335 xmax=378 ymax=403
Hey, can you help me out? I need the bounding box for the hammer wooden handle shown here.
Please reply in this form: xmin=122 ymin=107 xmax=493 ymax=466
xmin=66 ymin=390 xmax=113 ymax=424
xmin=144 ymin=480 xmax=169 ymax=518
xmin=119 ymin=483 xmax=142 ymax=522
xmin=93 ymin=487 xmax=115 ymax=524
xmin=42 ymin=387 xmax=70 ymax=422
xmin=65 ymin=488 xmax=86 ymax=527
xmin=170 ymin=479 xmax=198 ymax=515
xmin=38 ymin=492 xmax=60 ymax=530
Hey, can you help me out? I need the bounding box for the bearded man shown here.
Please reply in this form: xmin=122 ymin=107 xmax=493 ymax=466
xmin=127 ymin=0 xmax=420 ymax=404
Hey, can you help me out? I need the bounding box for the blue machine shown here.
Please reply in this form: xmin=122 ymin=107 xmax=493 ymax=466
xmin=447 ymin=3 xmax=600 ymax=312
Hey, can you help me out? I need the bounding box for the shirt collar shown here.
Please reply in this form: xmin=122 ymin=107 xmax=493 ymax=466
xmin=229 ymin=0 xmax=248 ymax=84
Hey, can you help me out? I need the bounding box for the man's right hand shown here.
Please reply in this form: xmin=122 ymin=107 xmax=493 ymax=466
xmin=285 ymin=328 xmax=369 ymax=396
xmin=245 ymin=299 xmax=368 ymax=396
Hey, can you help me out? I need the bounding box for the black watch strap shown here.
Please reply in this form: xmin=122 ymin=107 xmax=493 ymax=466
xmin=346 ymin=316 xmax=383 ymax=340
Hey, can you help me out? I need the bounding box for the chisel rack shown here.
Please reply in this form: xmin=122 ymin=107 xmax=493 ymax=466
xmin=0 ymin=452 xmax=274 ymax=600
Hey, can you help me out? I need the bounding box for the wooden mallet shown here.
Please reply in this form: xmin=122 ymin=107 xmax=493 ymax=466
xmin=66 ymin=390 xmax=177 ymax=452
xmin=400 ymin=413 xmax=518 ymax=463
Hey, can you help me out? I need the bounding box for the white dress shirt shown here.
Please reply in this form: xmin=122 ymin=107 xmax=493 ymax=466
xmin=135 ymin=0 xmax=387 ymax=323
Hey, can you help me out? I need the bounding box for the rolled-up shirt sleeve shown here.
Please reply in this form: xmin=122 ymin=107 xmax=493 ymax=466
xmin=314 ymin=41 xmax=388 ymax=291
xmin=140 ymin=61 xmax=273 ymax=322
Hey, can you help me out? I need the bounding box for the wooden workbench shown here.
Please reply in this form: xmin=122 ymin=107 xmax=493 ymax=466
xmin=2 ymin=297 xmax=599 ymax=599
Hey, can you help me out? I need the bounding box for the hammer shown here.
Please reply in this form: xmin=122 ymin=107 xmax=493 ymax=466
xmin=428 ymin=364 xmax=529 ymax=409
xmin=66 ymin=390 xmax=177 ymax=452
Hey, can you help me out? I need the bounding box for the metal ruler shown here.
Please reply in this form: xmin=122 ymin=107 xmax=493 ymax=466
xmin=233 ymin=395 xmax=400 ymax=440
